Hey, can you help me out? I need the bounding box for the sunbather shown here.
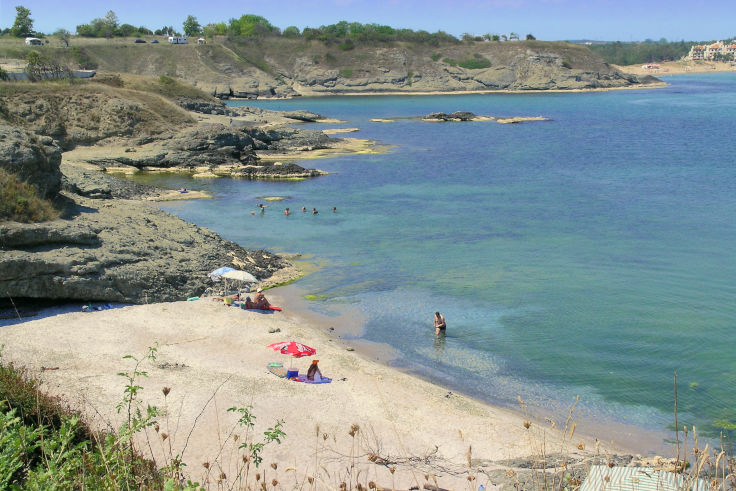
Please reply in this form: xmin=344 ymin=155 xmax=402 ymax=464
xmin=244 ymin=288 xmax=271 ymax=309
xmin=307 ymin=360 xmax=323 ymax=382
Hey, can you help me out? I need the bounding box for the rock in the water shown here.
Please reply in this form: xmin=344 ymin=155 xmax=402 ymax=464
xmin=282 ymin=110 xmax=325 ymax=122
xmin=0 ymin=124 xmax=62 ymax=198
xmin=423 ymin=111 xmax=477 ymax=121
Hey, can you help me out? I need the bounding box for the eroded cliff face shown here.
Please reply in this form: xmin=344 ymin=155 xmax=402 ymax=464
xmin=39 ymin=39 xmax=658 ymax=100
xmin=0 ymin=124 xmax=62 ymax=198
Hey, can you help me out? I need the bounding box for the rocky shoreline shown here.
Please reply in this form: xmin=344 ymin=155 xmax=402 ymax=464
xmin=0 ymin=82 xmax=351 ymax=305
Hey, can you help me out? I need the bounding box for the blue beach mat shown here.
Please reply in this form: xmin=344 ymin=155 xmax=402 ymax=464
xmin=293 ymin=374 xmax=332 ymax=384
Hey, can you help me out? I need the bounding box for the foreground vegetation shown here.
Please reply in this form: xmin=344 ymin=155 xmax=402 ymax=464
xmin=0 ymin=169 xmax=58 ymax=223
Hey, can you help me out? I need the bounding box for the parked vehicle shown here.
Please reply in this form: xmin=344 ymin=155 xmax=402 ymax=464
xmin=167 ymin=36 xmax=188 ymax=44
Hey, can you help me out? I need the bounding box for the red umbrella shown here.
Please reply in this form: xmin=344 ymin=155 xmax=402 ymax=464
xmin=267 ymin=341 xmax=316 ymax=358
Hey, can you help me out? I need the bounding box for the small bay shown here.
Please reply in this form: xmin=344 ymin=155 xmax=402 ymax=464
xmin=134 ymin=74 xmax=736 ymax=447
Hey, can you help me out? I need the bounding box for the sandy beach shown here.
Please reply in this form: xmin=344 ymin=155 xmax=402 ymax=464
xmin=615 ymin=60 xmax=736 ymax=76
xmin=0 ymin=285 xmax=636 ymax=489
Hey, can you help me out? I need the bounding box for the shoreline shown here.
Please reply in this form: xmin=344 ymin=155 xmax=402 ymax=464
xmin=0 ymin=288 xmax=658 ymax=489
xmin=228 ymin=82 xmax=668 ymax=101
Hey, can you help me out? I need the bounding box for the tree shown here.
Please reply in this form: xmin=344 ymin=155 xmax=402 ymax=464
xmin=282 ymin=26 xmax=300 ymax=38
xmin=526 ymin=33 xmax=536 ymax=40
xmin=11 ymin=5 xmax=34 ymax=37
xmin=54 ymin=28 xmax=71 ymax=47
xmin=183 ymin=15 xmax=201 ymax=36
xmin=103 ymin=10 xmax=119 ymax=37
xmin=491 ymin=34 xmax=500 ymax=41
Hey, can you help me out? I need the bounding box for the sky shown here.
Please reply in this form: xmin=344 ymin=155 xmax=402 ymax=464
xmin=0 ymin=0 xmax=734 ymax=42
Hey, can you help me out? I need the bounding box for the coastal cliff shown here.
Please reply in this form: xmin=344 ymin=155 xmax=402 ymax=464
xmin=4 ymin=39 xmax=660 ymax=99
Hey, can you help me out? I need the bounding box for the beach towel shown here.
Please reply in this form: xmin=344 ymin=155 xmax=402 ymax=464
xmin=292 ymin=374 xmax=332 ymax=384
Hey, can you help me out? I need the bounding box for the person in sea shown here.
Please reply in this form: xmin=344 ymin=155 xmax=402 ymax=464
xmin=301 ymin=206 xmax=307 ymax=212
xmin=312 ymin=208 xmax=318 ymax=215
xmin=434 ymin=311 xmax=446 ymax=335
xmin=307 ymin=359 xmax=323 ymax=381
xmin=284 ymin=208 xmax=291 ymax=216
xmin=244 ymin=288 xmax=271 ymax=309
xmin=332 ymin=207 xmax=338 ymax=213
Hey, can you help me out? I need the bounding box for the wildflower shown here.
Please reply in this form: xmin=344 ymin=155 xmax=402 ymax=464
xmin=162 ymin=387 xmax=171 ymax=396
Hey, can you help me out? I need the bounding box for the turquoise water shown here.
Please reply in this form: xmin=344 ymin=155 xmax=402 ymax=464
xmin=136 ymin=74 xmax=736 ymax=446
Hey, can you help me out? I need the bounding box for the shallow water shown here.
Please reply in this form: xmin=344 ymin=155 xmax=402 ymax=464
xmin=132 ymin=74 xmax=736 ymax=448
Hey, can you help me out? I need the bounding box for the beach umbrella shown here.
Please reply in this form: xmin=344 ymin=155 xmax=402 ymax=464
xmin=208 ymin=266 xmax=235 ymax=282
xmin=267 ymin=341 xmax=316 ymax=370
xmin=267 ymin=341 xmax=316 ymax=358
xmin=221 ymin=270 xmax=258 ymax=283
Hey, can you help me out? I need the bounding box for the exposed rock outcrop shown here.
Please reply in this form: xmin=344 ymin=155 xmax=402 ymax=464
xmin=0 ymin=124 xmax=62 ymax=198
xmin=0 ymin=194 xmax=289 ymax=303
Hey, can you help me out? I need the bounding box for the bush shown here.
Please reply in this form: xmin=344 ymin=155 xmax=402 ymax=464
xmin=458 ymin=54 xmax=491 ymax=69
xmin=431 ymin=52 xmax=441 ymax=61
xmin=0 ymin=169 xmax=58 ymax=223
xmin=339 ymin=68 xmax=353 ymax=78
xmin=442 ymin=57 xmax=457 ymax=66
xmin=338 ymin=40 xmax=354 ymax=51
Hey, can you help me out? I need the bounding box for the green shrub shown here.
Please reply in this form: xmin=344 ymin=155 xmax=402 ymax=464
xmin=0 ymin=352 xmax=161 ymax=488
xmin=0 ymin=169 xmax=58 ymax=223
xmin=431 ymin=52 xmax=442 ymax=61
xmin=458 ymin=55 xmax=491 ymax=69
xmin=338 ymin=40 xmax=354 ymax=51
xmin=324 ymin=52 xmax=336 ymax=63
xmin=339 ymin=68 xmax=353 ymax=78
xmin=442 ymin=57 xmax=457 ymax=66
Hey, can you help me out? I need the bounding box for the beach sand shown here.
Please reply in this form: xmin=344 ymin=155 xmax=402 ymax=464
xmin=0 ymin=286 xmax=629 ymax=489
xmin=616 ymin=60 xmax=736 ymax=76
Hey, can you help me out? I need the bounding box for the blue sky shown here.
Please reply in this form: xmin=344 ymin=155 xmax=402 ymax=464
xmin=1 ymin=0 xmax=734 ymax=42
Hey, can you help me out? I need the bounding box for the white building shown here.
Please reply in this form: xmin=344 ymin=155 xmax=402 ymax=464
xmin=688 ymin=41 xmax=736 ymax=61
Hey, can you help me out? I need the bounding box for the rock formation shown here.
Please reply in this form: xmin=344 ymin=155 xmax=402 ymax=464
xmin=0 ymin=124 xmax=62 ymax=198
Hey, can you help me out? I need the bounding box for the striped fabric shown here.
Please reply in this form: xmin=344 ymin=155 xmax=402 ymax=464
xmin=580 ymin=465 xmax=709 ymax=491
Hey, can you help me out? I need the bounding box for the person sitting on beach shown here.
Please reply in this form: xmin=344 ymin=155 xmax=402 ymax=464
xmin=434 ymin=311 xmax=447 ymax=335
xmin=312 ymin=208 xmax=318 ymax=215
xmin=245 ymin=288 xmax=270 ymax=309
xmin=284 ymin=208 xmax=291 ymax=216
xmin=307 ymin=359 xmax=323 ymax=381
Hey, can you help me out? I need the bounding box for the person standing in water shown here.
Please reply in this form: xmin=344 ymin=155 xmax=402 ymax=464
xmin=333 ymin=207 xmax=338 ymax=213
xmin=284 ymin=208 xmax=291 ymax=216
xmin=433 ymin=311 xmax=446 ymax=335
xmin=312 ymin=208 xmax=318 ymax=215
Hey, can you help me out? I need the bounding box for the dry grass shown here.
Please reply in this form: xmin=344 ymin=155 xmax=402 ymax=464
xmin=0 ymin=169 xmax=59 ymax=223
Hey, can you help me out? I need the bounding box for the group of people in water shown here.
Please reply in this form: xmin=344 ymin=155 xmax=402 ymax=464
xmin=254 ymin=204 xmax=338 ymax=216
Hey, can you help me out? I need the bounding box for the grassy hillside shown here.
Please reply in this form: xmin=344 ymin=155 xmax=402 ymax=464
xmin=0 ymin=76 xmax=204 ymax=148
xmin=0 ymin=36 xmax=645 ymax=98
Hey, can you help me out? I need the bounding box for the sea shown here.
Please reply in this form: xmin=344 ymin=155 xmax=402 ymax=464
xmin=131 ymin=73 xmax=736 ymax=451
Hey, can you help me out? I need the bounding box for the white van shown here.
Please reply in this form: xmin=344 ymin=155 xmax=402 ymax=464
xmin=167 ymin=36 xmax=188 ymax=44
xmin=25 ymin=37 xmax=43 ymax=46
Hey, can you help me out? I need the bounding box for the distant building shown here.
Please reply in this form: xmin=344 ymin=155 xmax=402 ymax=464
xmin=24 ymin=37 xmax=42 ymax=46
xmin=688 ymin=40 xmax=736 ymax=61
